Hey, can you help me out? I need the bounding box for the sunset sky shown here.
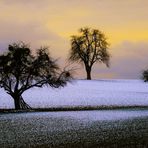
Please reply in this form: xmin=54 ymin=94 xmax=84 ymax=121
xmin=0 ymin=0 xmax=148 ymax=79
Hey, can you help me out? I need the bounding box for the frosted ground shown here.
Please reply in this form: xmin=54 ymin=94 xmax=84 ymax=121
xmin=0 ymin=79 xmax=148 ymax=109
xmin=0 ymin=111 xmax=148 ymax=147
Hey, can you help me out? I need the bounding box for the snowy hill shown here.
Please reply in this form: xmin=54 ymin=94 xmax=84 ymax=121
xmin=0 ymin=79 xmax=148 ymax=109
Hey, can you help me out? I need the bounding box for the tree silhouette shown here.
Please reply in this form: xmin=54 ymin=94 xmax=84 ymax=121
xmin=142 ymin=69 xmax=148 ymax=82
xmin=68 ymin=27 xmax=110 ymax=80
xmin=0 ymin=42 xmax=71 ymax=110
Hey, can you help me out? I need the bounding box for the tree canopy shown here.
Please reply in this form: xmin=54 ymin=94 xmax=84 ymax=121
xmin=69 ymin=27 xmax=110 ymax=80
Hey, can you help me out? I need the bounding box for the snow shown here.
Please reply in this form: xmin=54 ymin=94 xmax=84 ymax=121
xmin=51 ymin=110 xmax=148 ymax=121
xmin=1 ymin=110 xmax=148 ymax=122
xmin=0 ymin=79 xmax=148 ymax=109
xmin=0 ymin=110 xmax=148 ymax=147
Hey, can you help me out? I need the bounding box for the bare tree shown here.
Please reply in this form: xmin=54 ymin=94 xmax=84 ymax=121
xmin=68 ymin=27 xmax=110 ymax=80
xmin=0 ymin=42 xmax=71 ymax=110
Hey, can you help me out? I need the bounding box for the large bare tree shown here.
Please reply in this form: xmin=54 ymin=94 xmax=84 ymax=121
xmin=69 ymin=27 xmax=110 ymax=80
xmin=0 ymin=42 xmax=71 ymax=110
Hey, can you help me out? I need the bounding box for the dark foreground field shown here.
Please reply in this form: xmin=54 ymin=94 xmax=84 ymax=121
xmin=0 ymin=110 xmax=148 ymax=148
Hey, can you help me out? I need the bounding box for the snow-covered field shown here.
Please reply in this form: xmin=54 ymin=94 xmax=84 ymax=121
xmin=0 ymin=110 xmax=148 ymax=147
xmin=0 ymin=79 xmax=148 ymax=109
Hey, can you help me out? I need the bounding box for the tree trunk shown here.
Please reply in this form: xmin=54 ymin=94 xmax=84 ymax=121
xmin=20 ymin=96 xmax=31 ymax=110
xmin=14 ymin=97 xmax=21 ymax=110
xmin=13 ymin=95 xmax=31 ymax=110
xmin=86 ymin=67 xmax=92 ymax=80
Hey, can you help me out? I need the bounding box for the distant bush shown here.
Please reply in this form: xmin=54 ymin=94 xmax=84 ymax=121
xmin=142 ymin=69 xmax=148 ymax=82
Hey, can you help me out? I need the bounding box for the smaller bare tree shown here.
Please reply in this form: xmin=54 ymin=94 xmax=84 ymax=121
xmin=68 ymin=27 xmax=110 ymax=80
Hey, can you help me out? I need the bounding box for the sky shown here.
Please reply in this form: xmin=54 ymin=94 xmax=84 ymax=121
xmin=0 ymin=0 xmax=148 ymax=79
